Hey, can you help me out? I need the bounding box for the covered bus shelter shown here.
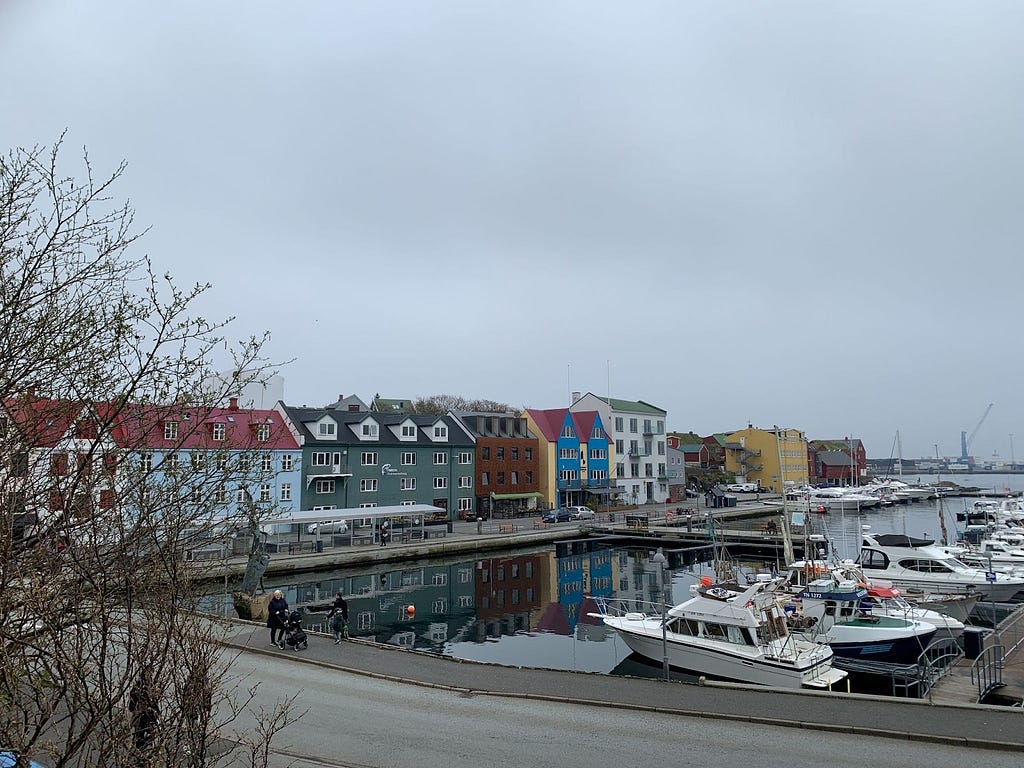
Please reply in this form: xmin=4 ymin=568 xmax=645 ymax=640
xmin=258 ymin=504 xmax=448 ymax=552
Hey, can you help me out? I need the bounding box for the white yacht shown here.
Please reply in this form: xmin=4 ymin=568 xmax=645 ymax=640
xmin=593 ymin=576 xmax=846 ymax=689
xmin=858 ymin=532 xmax=1024 ymax=602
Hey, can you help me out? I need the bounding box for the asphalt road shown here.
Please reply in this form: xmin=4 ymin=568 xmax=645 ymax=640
xmin=218 ymin=654 xmax=1024 ymax=768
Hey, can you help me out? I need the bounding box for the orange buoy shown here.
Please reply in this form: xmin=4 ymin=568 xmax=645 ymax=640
xmin=406 ymin=604 xmax=415 ymax=617
xmin=700 ymin=576 xmax=713 ymax=587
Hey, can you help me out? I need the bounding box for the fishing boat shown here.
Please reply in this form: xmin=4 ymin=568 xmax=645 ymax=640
xmin=784 ymin=571 xmax=940 ymax=663
xmin=592 ymin=575 xmax=846 ymax=689
xmin=859 ymin=585 xmax=966 ymax=636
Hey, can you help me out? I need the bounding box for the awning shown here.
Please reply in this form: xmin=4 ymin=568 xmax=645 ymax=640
xmin=305 ymin=471 xmax=353 ymax=488
xmin=584 ymin=488 xmax=614 ymax=496
xmin=489 ymin=492 xmax=543 ymax=501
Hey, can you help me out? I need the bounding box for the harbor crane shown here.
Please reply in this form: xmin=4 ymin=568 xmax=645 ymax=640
xmin=960 ymin=403 xmax=994 ymax=462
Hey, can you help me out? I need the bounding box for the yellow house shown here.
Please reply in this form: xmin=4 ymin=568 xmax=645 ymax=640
xmin=723 ymin=425 xmax=809 ymax=493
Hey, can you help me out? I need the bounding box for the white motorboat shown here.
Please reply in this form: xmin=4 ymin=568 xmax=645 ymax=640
xmin=788 ymin=576 xmax=939 ymax=663
xmin=592 ymin=576 xmax=846 ymax=689
xmin=858 ymin=532 xmax=1024 ymax=602
xmin=938 ymin=537 xmax=1024 ymax=577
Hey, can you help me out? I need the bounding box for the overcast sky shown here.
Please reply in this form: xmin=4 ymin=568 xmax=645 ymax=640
xmin=3 ymin=1 xmax=1022 ymax=461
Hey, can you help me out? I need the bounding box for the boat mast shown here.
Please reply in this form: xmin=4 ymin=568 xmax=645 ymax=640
xmin=775 ymin=425 xmax=795 ymax=565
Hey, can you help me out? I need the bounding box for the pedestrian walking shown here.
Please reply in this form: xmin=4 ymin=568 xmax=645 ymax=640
xmin=328 ymin=590 xmax=349 ymax=644
xmin=129 ymin=668 xmax=160 ymax=763
xmin=267 ymin=589 xmax=289 ymax=649
xmin=379 ymin=519 xmax=390 ymax=547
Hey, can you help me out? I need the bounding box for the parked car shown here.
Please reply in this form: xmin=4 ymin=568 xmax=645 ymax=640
xmin=307 ymin=520 xmax=349 ymax=535
xmin=724 ymin=483 xmax=759 ymax=493
xmin=566 ymin=505 xmax=596 ymax=520
xmin=541 ymin=509 xmax=573 ymax=523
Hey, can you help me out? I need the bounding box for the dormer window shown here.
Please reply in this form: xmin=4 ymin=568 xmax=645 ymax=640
xmin=433 ymin=424 xmax=448 ymax=440
xmin=164 ymin=421 xmax=178 ymax=440
xmin=256 ymin=424 xmax=270 ymax=442
xmin=212 ymin=423 xmax=226 ymax=441
xmin=318 ymin=421 xmax=336 ymax=438
xmin=402 ymin=424 xmax=416 ymax=438
xmin=562 ymin=425 xmax=575 ymax=438
xmin=362 ymin=423 xmax=378 ymax=438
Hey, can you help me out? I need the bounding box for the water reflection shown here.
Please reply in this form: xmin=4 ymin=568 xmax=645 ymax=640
xmin=208 ymin=543 xmax=714 ymax=674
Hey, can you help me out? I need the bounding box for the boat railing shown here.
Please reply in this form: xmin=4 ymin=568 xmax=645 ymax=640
xmin=590 ymin=596 xmax=668 ymax=619
xmin=970 ymin=643 xmax=1005 ymax=703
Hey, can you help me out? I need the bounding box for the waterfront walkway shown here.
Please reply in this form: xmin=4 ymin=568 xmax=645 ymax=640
xmin=218 ymin=618 xmax=1024 ymax=752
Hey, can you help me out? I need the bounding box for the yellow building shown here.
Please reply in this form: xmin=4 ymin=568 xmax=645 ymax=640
xmin=724 ymin=425 xmax=809 ymax=493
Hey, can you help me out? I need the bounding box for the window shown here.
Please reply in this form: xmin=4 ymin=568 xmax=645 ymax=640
xmin=510 ymin=447 xmax=518 ymax=461
xmin=361 ymin=451 xmax=378 ymax=466
xmin=311 ymin=452 xmax=329 ymax=466
xmin=459 ymin=451 xmax=472 ymax=464
xmin=401 ymin=452 xmax=416 ymax=466
xmin=236 ymin=489 xmax=249 ymax=504
xmin=525 ymin=447 xmax=532 ymax=460
xmin=190 ymin=451 xmax=205 ymax=470
xmin=481 ymin=446 xmax=490 ymax=460
xmin=215 ymin=485 xmax=227 ymax=503
xmin=139 ymin=453 xmax=153 ymax=472
xmin=561 ymin=425 xmax=574 ymax=438
xmin=216 ymin=454 xmax=229 ymax=470
xmin=496 ymin=472 xmax=505 ymax=485
xmin=458 ymin=475 xmax=472 ymax=489
xmin=238 ymin=453 xmax=251 ymax=471
xmin=433 ymin=477 xmax=447 ymax=489
xmin=361 ymin=423 xmax=378 ymax=438
xmin=616 ymin=439 xmax=624 ymax=454
xmin=280 ymin=483 xmax=291 ymax=501
xmin=164 ymin=421 xmax=178 ymax=440
xmin=282 ymin=454 xmax=294 ymax=471
xmin=589 ymin=448 xmax=607 ymax=460
xmin=525 ymin=471 xmax=533 ymax=484
xmin=510 ymin=471 xmax=518 ymax=485
xmin=51 ymin=453 xmax=69 ymax=476
xmin=357 ymin=612 xmax=375 ymax=630
xmin=98 ymin=489 xmax=114 ymax=509
xmin=433 ymin=452 xmax=447 ymax=465
xmin=261 ymin=454 xmax=272 ymax=472
xmin=433 ymin=425 xmax=447 ymax=439
xmin=559 ymin=448 xmax=578 ymax=460
xmin=360 ymin=478 xmax=378 ymax=492
xmin=400 ymin=477 xmax=416 ymax=491
xmin=212 ymin=423 xmax=226 ymax=441
xmin=496 ymin=447 xmax=504 ymax=461
xmin=401 ymin=424 xmax=416 ymax=438
xmin=103 ymin=453 xmax=119 ymax=474
xmin=315 ymin=479 xmax=336 ymax=494
xmin=259 ymin=483 xmax=271 ymax=502
xmin=318 ymin=421 xmax=336 ymax=437
xmin=458 ymin=497 xmax=472 ymax=512
xmin=614 ymin=417 xmax=623 ymax=431
xmin=164 ymin=452 xmax=179 ymax=470
xmin=481 ymin=472 xmax=489 ymax=486
xmin=256 ymin=424 xmax=271 ymax=441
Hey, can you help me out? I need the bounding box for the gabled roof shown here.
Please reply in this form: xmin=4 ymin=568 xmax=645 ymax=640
xmin=669 ymin=431 xmax=704 ymax=444
xmin=113 ymin=403 xmax=300 ymax=450
xmin=570 ymin=411 xmax=604 ymax=442
xmin=2 ymin=397 xmax=84 ymax=447
xmin=818 ymin=450 xmax=856 ymax=467
xmin=526 ymin=408 xmax=569 ymax=442
xmin=679 ymin=443 xmax=704 ymax=453
xmin=279 ymin=404 xmax=474 ymax=446
xmin=371 ymin=396 xmax=414 ymax=413
xmin=810 ymin=439 xmax=861 ymax=452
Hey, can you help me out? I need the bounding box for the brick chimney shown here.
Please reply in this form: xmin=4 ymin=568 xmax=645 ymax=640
xmin=228 ymin=396 xmax=239 ymax=411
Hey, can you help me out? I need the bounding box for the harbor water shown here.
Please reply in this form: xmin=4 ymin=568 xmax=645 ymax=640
xmin=210 ymin=473 xmax=1023 ymax=691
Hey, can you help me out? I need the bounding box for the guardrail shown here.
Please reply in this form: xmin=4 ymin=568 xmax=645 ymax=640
xmin=969 ymin=601 xmax=1024 ymax=703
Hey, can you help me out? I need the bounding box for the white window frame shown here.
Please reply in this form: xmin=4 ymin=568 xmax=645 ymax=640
xmin=164 ymin=421 xmax=178 ymax=440
xmin=259 ymin=483 xmax=271 ymax=502
xmin=458 ymin=475 xmax=472 ymax=489
xmin=282 ymin=454 xmax=294 ymax=471
xmin=315 ymin=478 xmax=336 ymax=494
xmin=433 ymin=452 xmax=448 ymax=465
xmin=433 ymin=425 xmax=448 ymax=439
xmin=361 ymin=451 xmax=378 ymax=466
xmin=400 ymin=477 xmax=416 ymax=491
xmin=257 ymin=424 xmax=271 ymax=441
xmin=261 ymin=454 xmax=273 ymax=471
xmin=360 ymin=478 xmax=378 ymax=492
xmin=401 ymin=452 xmax=416 ymax=466
xmin=318 ymin=421 xmax=336 ymax=437
xmin=212 ymin=423 xmax=226 ymax=441
xmin=311 ymin=452 xmax=329 ymax=466
xmin=458 ymin=497 xmax=473 ymax=512
xmin=280 ymin=483 xmax=292 ymax=501
xmin=458 ymin=451 xmax=472 ymax=464
xmin=433 ymin=477 xmax=447 ymax=490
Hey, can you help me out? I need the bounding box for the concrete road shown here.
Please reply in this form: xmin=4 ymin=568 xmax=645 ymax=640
xmin=217 ymin=654 xmax=1024 ymax=768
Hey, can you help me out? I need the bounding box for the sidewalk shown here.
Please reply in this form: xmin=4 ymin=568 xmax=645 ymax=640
xmin=217 ymin=619 xmax=1024 ymax=752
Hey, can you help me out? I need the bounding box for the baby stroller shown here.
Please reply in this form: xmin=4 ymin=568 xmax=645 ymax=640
xmin=282 ymin=610 xmax=308 ymax=651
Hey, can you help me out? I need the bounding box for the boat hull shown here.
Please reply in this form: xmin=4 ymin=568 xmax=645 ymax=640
xmin=608 ymin=620 xmax=840 ymax=689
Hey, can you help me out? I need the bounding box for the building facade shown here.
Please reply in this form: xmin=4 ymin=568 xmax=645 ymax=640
xmin=570 ymin=393 xmax=668 ymax=504
xmin=524 ymin=407 xmax=611 ymax=510
xmin=453 ymin=411 xmax=540 ymax=518
xmin=724 ymin=425 xmax=809 ymax=493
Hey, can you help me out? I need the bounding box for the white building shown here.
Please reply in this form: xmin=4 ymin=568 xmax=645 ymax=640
xmin=570 ymin=392 xmax=669 ymax=505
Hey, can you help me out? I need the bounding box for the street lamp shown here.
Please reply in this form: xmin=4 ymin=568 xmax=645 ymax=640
xmin=651 ymin=547 xmax=670 ymax=681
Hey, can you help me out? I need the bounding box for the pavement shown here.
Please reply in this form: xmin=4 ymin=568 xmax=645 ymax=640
xmin=217 ymin=619 xmax=1024 ymax=753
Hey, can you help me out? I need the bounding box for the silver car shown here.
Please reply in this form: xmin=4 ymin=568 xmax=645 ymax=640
xmin=567 ymin=506 xmax=596 ymax=520
xmin=307 ymin=520 xmax=349 ymax=535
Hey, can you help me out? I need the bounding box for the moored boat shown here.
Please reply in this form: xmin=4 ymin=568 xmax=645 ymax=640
xmin=592 ymin=576 xmax=846 ymax=689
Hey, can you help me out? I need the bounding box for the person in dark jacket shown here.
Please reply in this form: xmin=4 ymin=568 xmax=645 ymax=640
xmin=267 ymin=590 xmax=289 ymax=649
xmin=328 ymin=590 xmax=349 ymax=644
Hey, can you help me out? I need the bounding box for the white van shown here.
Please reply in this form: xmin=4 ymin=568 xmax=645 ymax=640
xmin=566 ymin=506 xmax=596 ymax=520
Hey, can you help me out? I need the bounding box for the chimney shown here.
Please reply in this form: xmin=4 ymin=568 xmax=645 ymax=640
xmin=228 ymin=396 xmax=239 ymax=411
xmin=338 ymin=394 xmax=344 ymax=402
xmin=571 ymin=391 xmax=581 ymax=405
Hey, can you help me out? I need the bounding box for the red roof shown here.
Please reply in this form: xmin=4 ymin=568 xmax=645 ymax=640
xmin=112 ymin=403 xmax=299 ymax=450
xmin=2 ymin=397 xmax=84 ymax=447
xmin=527 ymin=408 xmax=568 ymax=442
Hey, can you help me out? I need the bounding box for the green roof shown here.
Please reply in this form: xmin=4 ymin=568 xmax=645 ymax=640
xmin=594 ymin=396 xmax=666 ymax=415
